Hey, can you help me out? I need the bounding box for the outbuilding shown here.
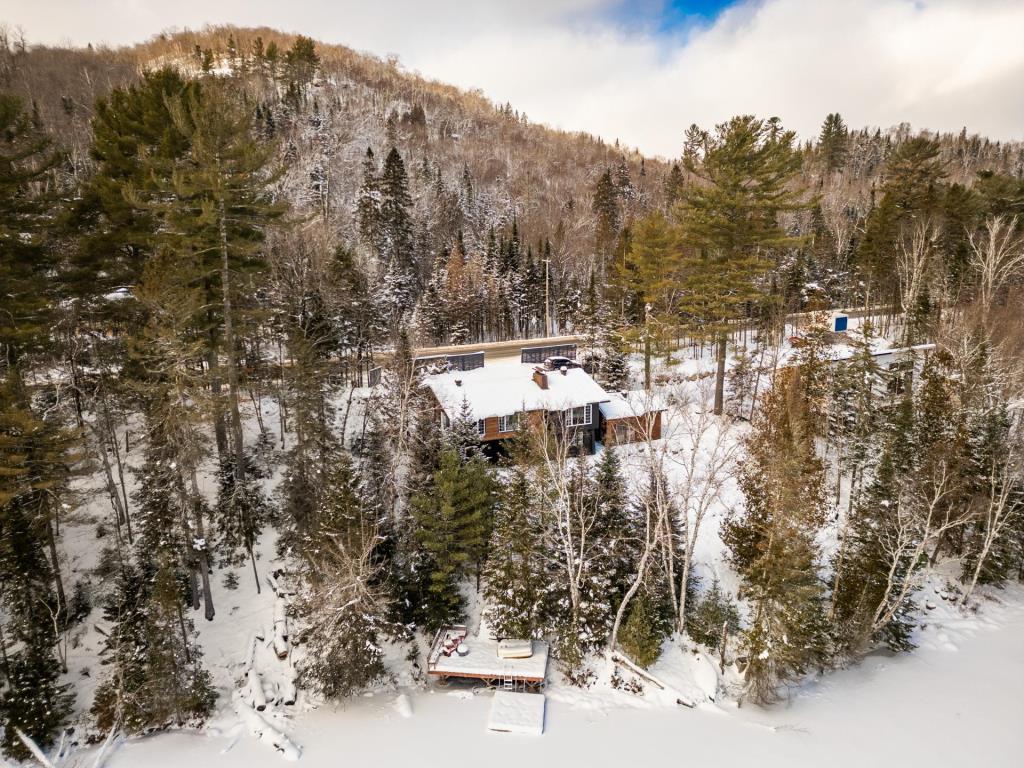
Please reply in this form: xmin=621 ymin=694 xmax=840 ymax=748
xmin=599 ymin=391 xmax=665 ymax=446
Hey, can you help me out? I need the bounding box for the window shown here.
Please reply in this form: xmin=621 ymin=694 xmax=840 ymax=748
xmin=498 ymin=413 xmax=519 ymax=433
xmin=477 ymin=419 xmax=486 ymax=436
xmin=565 ymin=404 xmax=592 ymax=427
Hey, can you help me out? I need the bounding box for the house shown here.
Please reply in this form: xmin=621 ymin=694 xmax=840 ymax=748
xmin=423 ymin=353 xmax=666 ymax=455
xmin=599 ymin=391 xmax=665 ymax=446
xmin=424 ymin=357 xmax=610 ymax=454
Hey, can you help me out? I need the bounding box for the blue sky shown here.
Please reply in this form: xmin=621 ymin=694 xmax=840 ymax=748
xmin=588 ymin=0 xmax=737 ymax=39
xmin=1 ymin=0 xmax=1021 ymax=156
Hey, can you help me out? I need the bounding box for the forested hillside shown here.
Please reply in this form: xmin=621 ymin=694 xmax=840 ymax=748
xmin=0 ymin=24 xmax=1022 ymax=764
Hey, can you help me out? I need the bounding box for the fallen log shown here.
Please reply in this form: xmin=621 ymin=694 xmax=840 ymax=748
xmin=610 ymin=652 xmax=699 ymax=708
xmin=273 ymin=597 xmax=289 ymax=660
xmin=237 ymin=701 xmax=301 ymax=761
xmin=244 ymin=633 xmax=267 ymax=711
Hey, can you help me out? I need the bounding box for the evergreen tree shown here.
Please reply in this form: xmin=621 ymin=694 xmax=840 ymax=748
xmin=63 ymin=68 xmax=196 ymax=319
xmin=409 ymin=450 xmax=494 ymax=629
xmin=818 ymin=113 xmax=849 ymax=172
xmin=677 ymin=116 xmax=807 ymax=415
xmin=618 ymin=590 xmax=664 ymax=668
xmin=0 ymin=93 xmax=59 ymax=366
xmin=592 ymin=168 xmax=622 ymax=267
xmin=378 ymin=147 xmax=419 ymax=323
xmin=140 ymin=83 xmax=283 ymax=592
xmin=482 ymin=443 xmax=550 ymax=638
xmin=724 ymin=367 xmax=829 ymax=703
xmin=855 ymin=137 xmax=946 ymax=308
xmin=141 ymin=563 xmax=217 ymax=726
xmin=91 ymin=562 xmax=153 ymax=733
xmin=294 ymin=452 xmax=392 ymax=699
xmin=1 ymin=641 xmax=73 ymax=760
xmin=0 ymin=392 xmax=74 ymax=757
xmin=284 ymin=35 xmax=320 ymax=87
xmin=356 ymin=147 xmax=382 ymax=255
xmin=663 ymin=162 xmax=684 ymax=210
xmin=686 ymin=578 xmax=741 ymax=651
xmin=830 ymin=396 xmax=920 ymax=654
xmin=614 ymin=210 xmax=680 ymax=383
xmin=448 ymin=397 xmax=481 ymax=459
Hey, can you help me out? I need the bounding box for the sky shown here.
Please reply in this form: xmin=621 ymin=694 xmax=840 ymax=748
xmin=1 ymin=0 xmax=1022 ymax=158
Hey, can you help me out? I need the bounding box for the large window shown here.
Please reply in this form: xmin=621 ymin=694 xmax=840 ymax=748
xmin=498 ymin=413 xmax=519 ymax=433
xmin=477 ymin=419 xmax=486 ymax=436
xmin=565 ymin=404 xmax=592 ymax=427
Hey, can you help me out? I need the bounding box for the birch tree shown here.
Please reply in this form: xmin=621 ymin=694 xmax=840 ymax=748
xmin=968 ymin=214 xmax=1024 ymax=326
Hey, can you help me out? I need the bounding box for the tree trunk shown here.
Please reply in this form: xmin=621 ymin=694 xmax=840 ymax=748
xmin=96 ymin=427 xmax=132 ymax=544
xmin=644 ymin=329 xmax=652 ymax=391
xmin=219 ymin=201 xmax=247 ymax=485
xmin=713 ymin=332 xmax=727 ymax=415
xmin=176 ymin=600 xmax=193 ymax=663
xmin=46 ymin=511 xmax=66 ymax=623
xmin=209 ymin=343 xmax=228 ymax=457
xmin=185 ymin=469 xmax=216 ymax=622
xmin=0 ymin=614 xmax=11 ymax=683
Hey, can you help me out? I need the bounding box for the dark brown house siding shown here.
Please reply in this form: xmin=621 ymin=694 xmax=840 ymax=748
xmin=603 ymin=411 xmax=662 ymax=446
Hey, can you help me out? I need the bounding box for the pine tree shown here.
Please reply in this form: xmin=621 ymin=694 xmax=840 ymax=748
xmin=64 ymin=68 xmax=196 ymax=318
xmin=686 ymin=578 xmax=741 ymax=651
xmin=592 ymin=169 xmax=622 ymax=268
xmin=141 ymin=563 xmax=217 ymax=726
xmin=830 ymin=395 xmax=920 ymax=654
xmin=356 ymin=147 xmax=383 ymax=255
xmin=285 ymin=35 xmax=320 ymax=87
xmin=663 ymin=163 xmax=684 ymax=210
xmin=294 ymin=453 xmax=392 ymax=699
xmin=0 ymin=93 xmax=59 ymax=366
xmin=614 ymin=210 xmax=680 ymax=384
xmin=818 ymin=113 xmax=849 ymax=172
xmin=724 ymin=368 xmax=829 ymax=703
xmin=1 ymin=641 xmax=73 ymax=760
xmin=91 ymin=562 xmax=152 ymax=733
xmin=618 ymin=590 xmax=664 ymax=669
xmin=410 ymin=450 xmax=494 ymax=629
xmin=378 ymin=147 xmax=419 ymax=323
xmin=448 ymin=397 xmax=481 ymax=459
xmin=136 ymin=83 xmax=284 ymax=598
xmin=0 ymin=397 xmax=74 ymax=758
xmin=482 ymin=446 xmax=549 ymax=638
xmin=677 ymin=116 xmax=807 ymax=415
xmin=855 ymin=137 xmax=946 ymax=307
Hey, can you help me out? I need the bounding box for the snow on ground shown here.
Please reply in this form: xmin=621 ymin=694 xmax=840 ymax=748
xmin=94 ymin=584 xmax=1024 ymax=767
xmin=51 ymin=328 xmax=1024 ymax=767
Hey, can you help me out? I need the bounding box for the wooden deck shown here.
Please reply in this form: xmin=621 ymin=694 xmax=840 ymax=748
xmin=427 ymin=626 xmax=548 ymax=688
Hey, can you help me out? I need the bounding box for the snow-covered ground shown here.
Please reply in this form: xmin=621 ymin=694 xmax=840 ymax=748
xmin=95 ymin=583 xmax=1024 ymax=767
xmin=47 ymin=325 xmax=1024 ymax=767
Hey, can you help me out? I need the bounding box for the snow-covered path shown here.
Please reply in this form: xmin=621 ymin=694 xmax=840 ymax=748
xmin=102 ymin=590 xmax=1024 ymax=768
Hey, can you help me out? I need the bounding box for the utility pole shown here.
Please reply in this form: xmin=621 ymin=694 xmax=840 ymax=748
xmin=644 ymin=302 xmax=652 ymax=391
xmin=543 ymin=257 xmax=551 ymax=338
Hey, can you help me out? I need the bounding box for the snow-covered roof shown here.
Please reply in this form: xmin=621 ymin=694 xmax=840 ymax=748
xmin=424 ymin=363 xmax=611 ymax=421
xmin=599 ymin=390 xmax=666 ymax=421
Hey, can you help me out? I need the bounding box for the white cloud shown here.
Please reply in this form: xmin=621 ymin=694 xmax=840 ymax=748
xmin=2 ymin=0 xmax=1021 ymax=157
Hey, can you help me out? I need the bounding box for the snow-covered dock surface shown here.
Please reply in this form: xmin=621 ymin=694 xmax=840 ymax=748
xmin=429 ymin=637 xmax=548 ymax=682
xmin=487 ymin=691 xmax=546 ymax=735
xmin=95 ymin=589 xmax=1024 ymax=767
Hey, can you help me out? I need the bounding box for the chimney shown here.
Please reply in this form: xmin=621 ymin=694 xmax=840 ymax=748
xmin=532 ymin=367 xmax=548 ymax=390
